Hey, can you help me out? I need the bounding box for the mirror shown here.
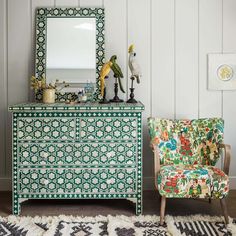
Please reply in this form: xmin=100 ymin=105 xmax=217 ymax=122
xmin=35 ymin=8 xmax=105 ymax=101
xmin=46 ymin=18 xmax=96 ymax=85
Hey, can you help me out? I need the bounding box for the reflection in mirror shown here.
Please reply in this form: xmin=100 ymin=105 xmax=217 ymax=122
xmin=46 ymin=18 xmax=96 ymax=86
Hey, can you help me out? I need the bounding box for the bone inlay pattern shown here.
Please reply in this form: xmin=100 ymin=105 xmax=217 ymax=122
xmin=9 ymin=102 xmax=144 ymax=215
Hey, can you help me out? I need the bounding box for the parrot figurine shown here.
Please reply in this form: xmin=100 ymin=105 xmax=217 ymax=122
xmin=110 ymin=55 xmax=125 ymax=93
xmin=99 ymin=61 xmax=113 ymax=97
xmin=128 ymin=44 xmax=141 ymax=84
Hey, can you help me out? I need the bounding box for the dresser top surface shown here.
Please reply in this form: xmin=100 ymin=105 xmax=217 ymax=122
xmin=9 ymin=102 xmax=144 ymax=111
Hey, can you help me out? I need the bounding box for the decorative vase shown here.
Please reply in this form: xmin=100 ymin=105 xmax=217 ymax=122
xmin=43 ymin=89 xmax=55 ymax=104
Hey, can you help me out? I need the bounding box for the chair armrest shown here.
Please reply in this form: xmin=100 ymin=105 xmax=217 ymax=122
xmin=150 ymin=144 xmax=161 ymax=189
xmin=219 ymin=144 xmax=231 ymax=175
xmin=151 ymin=144 xmax=161 ymax=173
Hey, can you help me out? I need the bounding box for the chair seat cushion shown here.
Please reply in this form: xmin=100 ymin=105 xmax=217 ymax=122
xmin=157 ymin=164 xmax=229 ymax=199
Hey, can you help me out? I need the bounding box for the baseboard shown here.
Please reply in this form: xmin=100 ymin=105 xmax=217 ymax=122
xmin=1 ymin=176 xmax=236 ymax=191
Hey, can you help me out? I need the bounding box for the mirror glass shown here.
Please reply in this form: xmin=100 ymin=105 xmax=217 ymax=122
xmin=46 ymin=18 xmax=96 ymax=85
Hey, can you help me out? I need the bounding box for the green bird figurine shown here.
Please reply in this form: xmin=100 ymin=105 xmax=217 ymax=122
xmin=110 ymin=55 xmax=125 ymax=93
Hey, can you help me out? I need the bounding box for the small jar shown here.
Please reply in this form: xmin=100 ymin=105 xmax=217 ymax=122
xmin=43 ymin=89 xmax=55 ymax=104
xmin=81 ymin=95 xmax=87 ymax=102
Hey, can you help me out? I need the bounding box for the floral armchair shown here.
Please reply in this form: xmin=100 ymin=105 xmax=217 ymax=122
xmin=148 ymin=118 xmax=231 ymax=224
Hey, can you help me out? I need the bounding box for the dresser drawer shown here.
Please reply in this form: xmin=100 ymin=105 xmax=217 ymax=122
xmin=18 ymin=142 xmax=137 ymax=166
xmin=18 ymin=118 xmax=76 ymax=140
xmin=18 ymin=168 xmax=136 ymax=194
xmin=79 ymin=117 xmax=137 ymax=140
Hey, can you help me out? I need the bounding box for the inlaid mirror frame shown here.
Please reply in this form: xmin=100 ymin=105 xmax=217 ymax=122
xmin=35 ymin=7 xmax=105 ymax=102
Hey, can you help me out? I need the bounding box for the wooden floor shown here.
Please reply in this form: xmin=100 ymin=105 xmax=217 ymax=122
xmin=1 ymin=191 xmax=236 ymax=217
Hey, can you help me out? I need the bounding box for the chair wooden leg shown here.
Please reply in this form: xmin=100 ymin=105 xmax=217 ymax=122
xmin=220 ymin=198 xmax=229 ymax=224
xmin=209 ymin=198 xmax=211 ymax=204
xmin=160 ymin=196 xmax=166 ymax=225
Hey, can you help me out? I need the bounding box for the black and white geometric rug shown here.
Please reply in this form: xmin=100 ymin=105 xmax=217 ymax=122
xmin=0 ymin=215 xmax=235 ymax=236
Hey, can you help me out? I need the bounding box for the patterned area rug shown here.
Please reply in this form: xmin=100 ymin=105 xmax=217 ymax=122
xmin=0 ymin=215 xmax=235 ymax=236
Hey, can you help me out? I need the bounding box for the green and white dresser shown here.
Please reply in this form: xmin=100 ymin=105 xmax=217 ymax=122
xmin=9 ymin=102 xmax=144 ymax=215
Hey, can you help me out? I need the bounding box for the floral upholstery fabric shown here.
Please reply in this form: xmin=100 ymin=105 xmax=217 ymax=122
xmin=148 ymin=118 xmax=224 ymax=166
xmin=148 ymin=117 xmax=228 ymax=199
xmin=158 ymin=164 xmax=229 ymax=199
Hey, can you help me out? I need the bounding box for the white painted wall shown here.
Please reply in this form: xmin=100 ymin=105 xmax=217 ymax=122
xmin=0 ymin=0 xmax=236 ymax=190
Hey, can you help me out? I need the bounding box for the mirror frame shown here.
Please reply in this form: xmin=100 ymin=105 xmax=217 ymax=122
xmin=35 ymin=7 xmax=105 ymax=102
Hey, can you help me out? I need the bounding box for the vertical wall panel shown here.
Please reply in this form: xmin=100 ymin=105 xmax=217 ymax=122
xmin=128 ymin=0 xmax=152 ymax=177
xmin=199 ymin=0 xmax=223 ymax=170
xmin=199 ymin=0 xmax=222 ymax=118
xmin=151 ymin=0 xmax=175 ymax=119
xmin=8 ymin=0 xmax=31 ymax=103
xmin=0 ymin=0 xmax=7 ymax=176
xmin=80 ymin=0 xmax=103 ymax=7
xmin=56 ymin=0 xmax=79 ymax=7
xmin=6 ymin=0 xmax=32 ymax=175
xmin=223 ymin=0 xmax=236 ymax=180
xmin=175 ymin=0 xmax=199 ymax=119
xmin=103 ymin=0 xmax=127 ymax=100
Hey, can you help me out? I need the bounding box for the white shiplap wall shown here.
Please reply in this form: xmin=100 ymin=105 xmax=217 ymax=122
xmin=0 ymin=0 xmax=236 ymax=190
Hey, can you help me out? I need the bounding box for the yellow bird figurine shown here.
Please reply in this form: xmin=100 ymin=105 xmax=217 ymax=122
xmin=100 ymin=61 xmax=113 ymax=97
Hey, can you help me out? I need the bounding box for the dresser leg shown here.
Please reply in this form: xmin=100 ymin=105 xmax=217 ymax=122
xmin=136 ymin=196 xmax=142 ymax=215
xmin=13 ymin=196 xmax=20 ymax=215
xmin=127 ymin=197 xmax=142 ymax=215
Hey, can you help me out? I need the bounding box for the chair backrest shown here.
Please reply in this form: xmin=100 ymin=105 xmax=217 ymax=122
xmin=148 ymin=117 xmax=224 ymax=166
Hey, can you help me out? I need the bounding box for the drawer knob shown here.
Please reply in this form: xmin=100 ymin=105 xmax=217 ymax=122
xmin=40 ymin=152 xmax=48 ymax=159
xmin=43 ymin=179 xmax=49 ymax=185
xmin=106 ymin=152 xmax=112 ymax=158
xmin=42 ymin=152 xmax=48 ymax=158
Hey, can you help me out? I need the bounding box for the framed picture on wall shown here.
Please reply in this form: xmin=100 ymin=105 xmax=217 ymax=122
xmin=208 ymin=53 xmax=236 ymax=90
